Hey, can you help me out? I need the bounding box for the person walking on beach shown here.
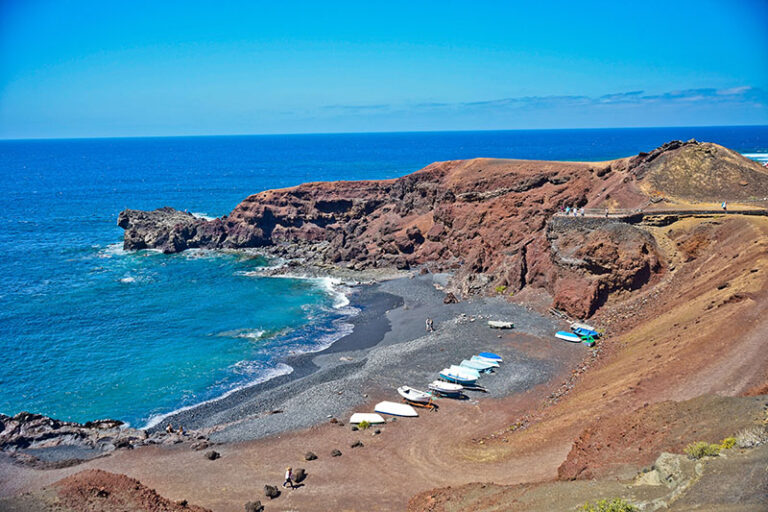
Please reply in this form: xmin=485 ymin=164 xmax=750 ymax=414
xmin=283 ymin=467 xmax=295 ymax=489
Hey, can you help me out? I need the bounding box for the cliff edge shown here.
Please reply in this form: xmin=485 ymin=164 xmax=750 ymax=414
xmin=118 ymin=140 xmax=767 ymax=318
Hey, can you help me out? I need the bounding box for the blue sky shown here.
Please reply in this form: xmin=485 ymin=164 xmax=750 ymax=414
xmin=1 ymin=0 xmax=767 ymax=138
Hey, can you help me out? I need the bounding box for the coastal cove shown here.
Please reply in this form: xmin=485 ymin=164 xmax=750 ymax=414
xmin=1 ymin=126 xmax=763 ymax=429
xmin=1 ymin=129 xmax=767 ymax=511
xmin=153 ymin=273 xmax=583 ymax=443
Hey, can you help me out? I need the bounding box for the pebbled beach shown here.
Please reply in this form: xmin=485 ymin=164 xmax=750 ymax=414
xmin=153 ymin=272 xmax=584 ymax=443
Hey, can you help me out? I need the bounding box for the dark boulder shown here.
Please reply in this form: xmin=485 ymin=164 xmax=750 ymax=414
xmin=245 ymin=501 xmax=264 ymax=512
xmin=264 ymin=484 xmax=280 ymax=499
xmin=443 ymin=292 xmax=459 ymax=304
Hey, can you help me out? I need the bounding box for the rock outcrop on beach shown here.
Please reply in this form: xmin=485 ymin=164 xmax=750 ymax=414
xmin=118 ymin=140 xmax=767 ymax=317
xmin=546 ymin=219 xmax=663 ymax=318
xmin=0 ymin=469 xmax=212 ymax=512
xmin=0 ymin=412 xmax=209 ymax=468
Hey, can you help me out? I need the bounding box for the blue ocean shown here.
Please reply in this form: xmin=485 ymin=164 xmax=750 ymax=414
xmin=1 ymin=127 xmax=766 ymax=427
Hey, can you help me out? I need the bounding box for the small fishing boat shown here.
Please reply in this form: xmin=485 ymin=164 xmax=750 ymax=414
xmin=349 ymin=413 xmax=386 ymax=424
xmin=477 ymin=351 xmax=503 ymax=362
xmin=428 ymin=380 xmax=464 ymax=396
xmin=555 ymin=331 xmax=581 ymax=343
xmin=471 ymin=355 xmax=500 ymax=368
xmin=460 ymin=359 xmax=494 ymax=372
xmin=374 ymin=401 xmax=418 ymax=417
xmin=397 ymin=385 xmax=432 ymax=404
xmin=571 ymin=322 xmax=597 ymax=332
xmin=450 ymin=364 xmax=480 ymax=379
xmin=439 ymin=368 xmax=478 ymax=386
xmin=488 ymin=320 xmax=514 ymax=329
xmin=572 ymin=326 xmax=600 ymax=338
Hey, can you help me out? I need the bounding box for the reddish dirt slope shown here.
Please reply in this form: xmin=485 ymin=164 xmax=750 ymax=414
xmin=408 ymin=214 xmax=768 ymax=509
xmin=0 ymin=469 xmax=212 ymax=512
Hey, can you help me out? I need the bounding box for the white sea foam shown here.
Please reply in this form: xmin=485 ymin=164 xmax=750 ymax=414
xmin=191 ymin=212 xmax=217 ymax=221
xmin=741 ymin=152 xmax=768 ymax=162
xmin=142 ymin=362 xmax=294 ymax=430
xmin=216 ymin=328 xmax=267 ymax=340
xmin=98 ymin=243 xmax=127 ymax=258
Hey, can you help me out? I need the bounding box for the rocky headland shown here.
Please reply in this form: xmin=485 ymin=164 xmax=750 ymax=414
xmin=117 ymin=140 xmax=766 ymax=318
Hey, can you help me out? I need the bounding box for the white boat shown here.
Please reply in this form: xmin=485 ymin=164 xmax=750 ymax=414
xmin=374 ymin=401 xmax=418 ymax=417
xmin=349 ymin=413 xmax=386 ymax=424
xmin=555 ymin=331 xmax=582 ymax=343
xmin=438 ymin=368 xmax=477 ymax=386
xmin=488 ymin=320 xmax=514 ymax=329
xmin=471 ymin=355 xmax=500 ymax=368
xmin=571 ymin=322 xmax=597 ymax=332
xmin=450 ymin=364 xmax=480 ymax=379
xmin=428 ymin=380 xmax=464 ymax=396
xmin=460 ymin=359 xmax=494 ymax=372
xmin=397 ymin=385 xmax=432 ymax=404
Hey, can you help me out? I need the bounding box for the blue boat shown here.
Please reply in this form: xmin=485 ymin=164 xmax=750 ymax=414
xmin=572 ymin=326 xmax=600 ymax=338
xmin=477 ymin=351 xmax=503 ymax=362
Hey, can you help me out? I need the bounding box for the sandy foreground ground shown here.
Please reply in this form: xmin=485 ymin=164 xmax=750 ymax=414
xmin=0 ymin=273 xmax=588 ymax=511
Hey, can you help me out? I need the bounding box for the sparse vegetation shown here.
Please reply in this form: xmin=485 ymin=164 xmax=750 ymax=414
xmin=357 ymin=420 xmax=370 ymax=430
xmin=684 ymin=441 xmax=721 ymax=459
xmin=579 ymin=498 xmax=637 ymax=512
xmin=735 ymin=426 xmax=768 ymax=448
xmin=719 ymin=437 xmax=736 ymax=450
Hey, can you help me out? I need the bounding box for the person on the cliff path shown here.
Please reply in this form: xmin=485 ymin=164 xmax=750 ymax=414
xmin=283 ymin=467 xmax=295 ymax=489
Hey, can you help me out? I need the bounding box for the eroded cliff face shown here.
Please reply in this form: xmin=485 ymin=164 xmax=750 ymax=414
xmin=117 ymin=141 xmax=766 ymax=318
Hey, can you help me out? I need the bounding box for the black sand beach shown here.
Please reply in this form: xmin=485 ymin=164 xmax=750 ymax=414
xmin=156 ymin=273 xmax=585 ymax=443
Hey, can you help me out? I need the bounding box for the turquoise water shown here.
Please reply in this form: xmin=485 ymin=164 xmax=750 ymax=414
xmin=1 ymin=127 xmax=766 ymax=427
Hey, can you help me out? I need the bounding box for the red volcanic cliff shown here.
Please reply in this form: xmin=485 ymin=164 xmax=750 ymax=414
xmin=118 ymin=140 xmax=767 ymax=318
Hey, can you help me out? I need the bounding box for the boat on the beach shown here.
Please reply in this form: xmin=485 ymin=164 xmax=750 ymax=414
xmin=439 ymin=368 xmax=478 ymax=386
xmin=397 ymin=385 xmax=432 ymax=404
xmin=450 ymin=364 xmax=480 ymax=379
xmin=555 ymin=331 xmax=582 ymax=343
xmin=428 ymin=380 xmax=464 ymax=397
xmin=488 ymin=320 xmax=514 ymax=329
xmin=349 ymin=413 xmax=386 ymax=424
xmin=460 ymin=359 xmax=494 ymax=373
xmin=470 ymin=355 xmax=500 ymax=368
xmin=375 ymin=401 xmax=418 ymax=417
xmin=477 ymin=351 xmax=503 ymax=362
xmin=571 ymin=322 xmax=597 ymax=332
xmin=572 ymin=326 xmax=600 ymax=338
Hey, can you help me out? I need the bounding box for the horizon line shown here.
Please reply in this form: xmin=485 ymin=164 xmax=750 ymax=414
xmin=2 ymin=123 xmax=767 ymax=143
